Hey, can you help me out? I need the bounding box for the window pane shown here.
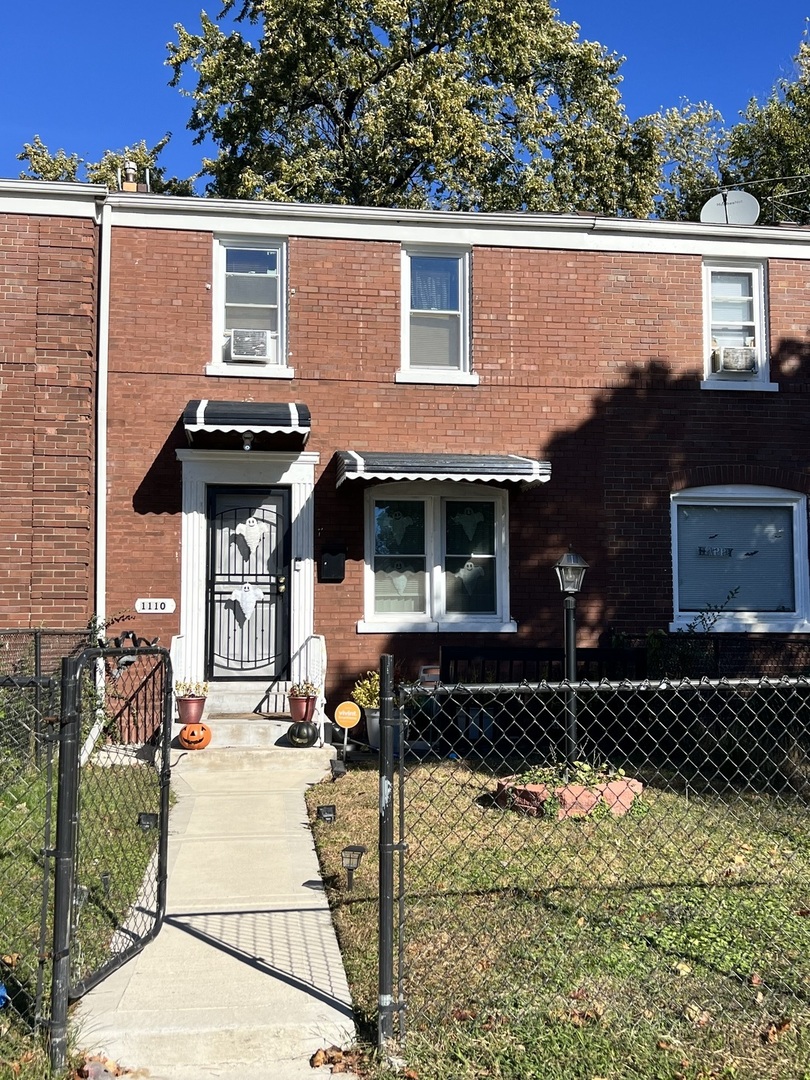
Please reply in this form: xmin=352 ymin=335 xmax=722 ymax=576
xmin=445 ymin=556 xmax=496 ymax=613
xmin=410 ymin=313 xmax=460 ymax=368
xmin=411 ymin=256 xmax=459 ymax=313
xmin=711 ymin=272 xmax=751 ymax=300
xmin=713 ymin=326 xmax=753 ymax=347
xmin=677 ymin=504 xmax=794 ymax=613
xmin=226 ymin=275 xmax=278 ymax=306
xmin=444 ymin=502 xmax=496 ymax=613
xmin=225 ymin=307 xmax=278 ymax=331
xmin=445 ymin=502 xmax=495 ymax=555
xmin=375 ymin=501 xmax=425 ymax=555
xmin=374 ymin=557 xmax=427 ymax=613
xmin=374 ymin=501 xmax=426 ymax=614
xmin=226 ymin=248 xmax=277 ymax=274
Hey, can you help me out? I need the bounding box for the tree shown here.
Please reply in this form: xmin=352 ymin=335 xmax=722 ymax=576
xmin=167 ymin=0 xmax=663 ymax=214
xmin=18 ymin=134 xmax=195 ymax=196
xmin=653 ymin=102 xmax=729 ymax=222
xmin=655 ymin=35 xmax=810 ymax=225
xmin=726 ymin=38 xmax=810 ymax=225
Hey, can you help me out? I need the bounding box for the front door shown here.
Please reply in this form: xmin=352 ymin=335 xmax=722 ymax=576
xmin=206 ymin=487 xmax=290 ymax=680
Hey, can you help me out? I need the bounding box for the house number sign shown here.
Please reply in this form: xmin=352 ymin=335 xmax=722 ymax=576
xmin=135 ymin=598 xmax=176 ymax=614
xmin=697 ymin=547 xmax=733 ymax=558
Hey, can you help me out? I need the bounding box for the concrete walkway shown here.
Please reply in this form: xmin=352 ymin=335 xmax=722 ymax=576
xmin=75 ymin=724 xmax=356 ymax=1079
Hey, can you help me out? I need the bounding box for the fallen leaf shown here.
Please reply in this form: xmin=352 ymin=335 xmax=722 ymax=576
xmin=750 ymin=973 xmax=762 ymax=985
xmin=761 ymin=1018 xmax=792 ymax=1044
xmin=310 ymin=1049 xmax=327 ymax=1068
xmin=657 ymin=1040 xmax=675 ymax=1051
xmin=1 ymin=954 xmax=20 ymax=968
xmin=674 ymin=961 xmax=692 ymax=976
xmin=452 ymin=1009 xmax=476 ymax=1022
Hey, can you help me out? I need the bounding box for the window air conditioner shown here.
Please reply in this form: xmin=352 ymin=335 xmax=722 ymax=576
xmin=715 ymin=346 xmax=757 ymax=373
xmin=230 ymin=329 xmax=271 ymax=361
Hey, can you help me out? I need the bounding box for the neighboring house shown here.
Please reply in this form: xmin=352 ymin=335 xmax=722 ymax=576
xmin=3 ymin=178 xmax=810 ymax=710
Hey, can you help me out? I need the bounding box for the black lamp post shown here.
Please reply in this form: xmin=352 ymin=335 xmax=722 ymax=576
xmin=553 ymin=548 xmax=589 ymax=766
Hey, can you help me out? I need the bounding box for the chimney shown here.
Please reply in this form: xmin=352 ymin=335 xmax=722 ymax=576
xmin=120 ymin=160 xmax=151 ymax=193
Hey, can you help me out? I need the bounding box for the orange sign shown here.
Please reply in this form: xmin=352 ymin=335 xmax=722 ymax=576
xmin=334 ymin=701 xmax=361 ymax=729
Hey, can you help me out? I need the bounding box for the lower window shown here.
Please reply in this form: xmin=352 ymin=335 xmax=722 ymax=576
xmin=671 ymin=486 xmax=810 ymax=631
xmin=359 ymin=483 xmax=516 ymax=633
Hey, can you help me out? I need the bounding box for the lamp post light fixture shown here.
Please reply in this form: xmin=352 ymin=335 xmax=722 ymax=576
xmin=553 ymin=548 xmax=589 ymax=766
xmin=341 ymin=844 xmax=367 ymax=891
xmin=316 ymin=804 xmax=337 ymax=824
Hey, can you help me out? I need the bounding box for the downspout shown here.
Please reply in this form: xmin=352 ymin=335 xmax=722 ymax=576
xmin=94 ymin=196 xmax=112 ymax=638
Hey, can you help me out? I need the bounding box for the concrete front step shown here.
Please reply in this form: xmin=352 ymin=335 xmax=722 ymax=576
xmin=173 ymin=714 xmax=335 ymax=763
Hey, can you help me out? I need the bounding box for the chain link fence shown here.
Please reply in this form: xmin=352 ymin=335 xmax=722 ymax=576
xmin=0 ymin=638 xmax=172 ymax=1072
xmin=67 ymin=647 xmax=172 ymax=1000
xmin=0 ymin=675 xmax=60 ymax=1033
xmin=393 ymin=674 xmax=810 ymax=1073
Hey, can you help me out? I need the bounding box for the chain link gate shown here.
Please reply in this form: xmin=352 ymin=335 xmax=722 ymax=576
xmin=50 ymin=645 xmax=173 ymax=1069
xmin=387 ymin=671 xmax=810 ymax=1077
xmin=0 ymin=675 xmax=60 ymax=1034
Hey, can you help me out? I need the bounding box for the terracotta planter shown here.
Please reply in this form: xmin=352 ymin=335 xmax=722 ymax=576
xmin=289 ymin=696 xmax=317 ymax=723
xmin=176 ymin=695 xmax=206 ymax=725
xmin=495 ymin=775 xmax=643 ymax=820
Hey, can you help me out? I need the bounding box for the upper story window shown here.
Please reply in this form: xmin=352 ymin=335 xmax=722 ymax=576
xmin=702 ymin=261 xmax=775 ymax=391
xmin=397 ymin=247 xmax=478 ymax=385
xmin=358 ymin=482 xmax=514 ymax=633
xmin=208 ymin=238 xmax=292 ymax=379
xmin=671 ymin=486 xmax=809 ymax=632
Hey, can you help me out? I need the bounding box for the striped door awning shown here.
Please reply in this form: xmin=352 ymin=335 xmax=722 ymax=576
xmin=182 ymin=400 xmax=311 ymax=442
xmin=335 ymin=451 xmax=551 ymax=486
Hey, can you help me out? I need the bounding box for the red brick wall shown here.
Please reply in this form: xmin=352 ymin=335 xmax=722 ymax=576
xmin=0 ymin=214 xmax=96 ymax=628
xmin=102 ymin=227 xmax=810 ymax=701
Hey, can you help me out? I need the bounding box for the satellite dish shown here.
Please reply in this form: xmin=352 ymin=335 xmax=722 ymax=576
xmin=699 ymin=189 xmax=760 ymax=225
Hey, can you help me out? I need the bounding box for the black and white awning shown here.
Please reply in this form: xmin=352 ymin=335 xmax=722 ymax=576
xmin=183 ymin=400 xmax=311 ymax=443
xmin=335 ymin=451 xmax=551 ymax=486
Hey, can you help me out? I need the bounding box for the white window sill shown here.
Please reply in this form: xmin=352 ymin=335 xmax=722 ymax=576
xmin=700 ymin=378 xmax=778 ymax=392
xmin=357 ymin=618 xmax=517 ymax=634
xmin=395 ymin=369 xmax=480 ymax=386
xmin=670 ymin=616 xmax=810 ymax=634
xmin=206 ymin=362 xmax=295 ymax=379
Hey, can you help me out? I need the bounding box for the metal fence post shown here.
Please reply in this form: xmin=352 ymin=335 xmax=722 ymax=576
xmin=50 ymin=654 xmax=82 ymax=1073
xmin=378 ymin=653 xmax=395 ymax=1049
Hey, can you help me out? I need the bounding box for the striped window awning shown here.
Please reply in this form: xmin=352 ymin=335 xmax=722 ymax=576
xmin=183 ymin=400 xmax=311 ymax=443
xmin=335 ymin=451 xmax=551 ymax=486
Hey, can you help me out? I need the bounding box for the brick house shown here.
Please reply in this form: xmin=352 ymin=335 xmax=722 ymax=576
xmin=3 ymin=178 xmax=810 ymax=712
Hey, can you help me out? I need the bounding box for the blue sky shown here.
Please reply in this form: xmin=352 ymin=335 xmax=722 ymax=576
xmin=1 ymin=2 xmax=808 ymax=189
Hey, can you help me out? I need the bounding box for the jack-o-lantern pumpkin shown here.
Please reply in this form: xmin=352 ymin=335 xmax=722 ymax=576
xmin=179 ymin=722 xmax=212 ymax=750
xmin=288 ymin=720 xmax=319 ymax=747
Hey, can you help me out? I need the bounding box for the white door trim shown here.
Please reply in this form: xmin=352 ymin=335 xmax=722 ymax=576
xmin=175 ymin=449 xmax=319 ymax=685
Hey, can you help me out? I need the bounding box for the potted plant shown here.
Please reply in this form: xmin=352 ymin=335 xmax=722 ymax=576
xmin=175 ymin=680 xmax=209 ymax=726
xmin=351 ymin=671 xmax=405 ymax=751
xmin=287 ymin=679 xmax=320 ymax=723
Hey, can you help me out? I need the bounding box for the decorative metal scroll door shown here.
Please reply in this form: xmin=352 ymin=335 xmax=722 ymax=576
xmin=207 ymin=488 xmax=291 ymax=679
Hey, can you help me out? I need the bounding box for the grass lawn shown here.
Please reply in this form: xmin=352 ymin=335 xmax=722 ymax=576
xmin=306 ymin=759 xmax=810 ymax=1080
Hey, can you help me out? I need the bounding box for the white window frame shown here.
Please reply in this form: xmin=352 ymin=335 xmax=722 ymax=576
xmin=357 ymin=481 xmax=515 ymax=633
xmin=670 ymin=485 xmax=810 ymax=632
xmin=207 ymin=236 xmax=293 ymax=379
xmin=397 ymin=246 xmax=478 ymax=385
xmin=701 ymin=260 xmax=775 ymax=391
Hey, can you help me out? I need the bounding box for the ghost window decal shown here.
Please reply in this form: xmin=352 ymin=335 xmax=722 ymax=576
xmin=455 ymin=559 xmax=485 ymax=594
xmin=231 ymin=582 xmax=264 ymax=621
xmin=452 ymin=506 xmax=484 ymax=542
xmin=234 ymin=516 xmax=268 ymax=556
xmin=378 ymin=508 xmax=414 ymax=546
